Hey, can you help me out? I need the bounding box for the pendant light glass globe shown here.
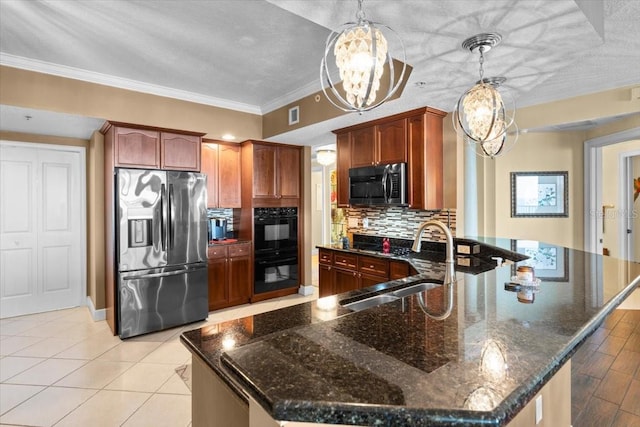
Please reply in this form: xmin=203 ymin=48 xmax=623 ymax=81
xmin=457 ymin=81 xmax=509 ymax=143
xmin=321 ymin=0 xmax=406 ymax=113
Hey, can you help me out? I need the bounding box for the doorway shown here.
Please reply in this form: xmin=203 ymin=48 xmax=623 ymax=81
xmin=0 ymin=141 xmax=86 ymax=318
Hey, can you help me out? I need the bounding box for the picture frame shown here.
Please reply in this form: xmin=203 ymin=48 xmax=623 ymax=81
xmin=511 ymin=171 xmax=568 ymax=217
xmin=511 ymin=240 xmax=569 ymax=282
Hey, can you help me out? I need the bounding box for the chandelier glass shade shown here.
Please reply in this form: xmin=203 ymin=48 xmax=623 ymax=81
xmin=316 ymin=149 xmax=336 ymax=166
xmin=454 ymin=34 xmax=518 ymax=159
xmin=321 ymin=0 xmax=406 ymax=113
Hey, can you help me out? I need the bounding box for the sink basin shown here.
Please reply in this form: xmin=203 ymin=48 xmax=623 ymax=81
xmin=341 ymin=294 xmax=399 ymax=312
xmin=392 ymin=282 xmax=441 ymax=298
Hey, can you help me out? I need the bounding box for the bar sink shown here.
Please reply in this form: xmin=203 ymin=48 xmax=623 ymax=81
xmin=391 ymin=282 xmax=441 ymax=298
xmin=341 ymin=294 xmax=399 ymax=312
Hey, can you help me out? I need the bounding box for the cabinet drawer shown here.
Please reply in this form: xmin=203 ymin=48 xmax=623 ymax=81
xmin=207 ymin=245 xmax=228 ymax=259
xmin=389 ymin=260 xmax=410 ymax=280
xmin=358 ymin=255 xmax=389 ymax=278
xmin=228 ymin=243 xmax=251 ymax=257
xmin=333 ymin=253 xmax=357 ymax=269
xmin=319 ymin=249 xmax=333 ymax=265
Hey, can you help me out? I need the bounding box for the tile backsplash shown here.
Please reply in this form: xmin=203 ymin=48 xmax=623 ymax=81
xmin=345 ymin=207 xmax=456 ymax=242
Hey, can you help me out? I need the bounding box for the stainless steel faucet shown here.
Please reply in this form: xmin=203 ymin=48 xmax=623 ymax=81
xmin=411 ymin=219 xmax=455 ymax=263
xmin=412 ymin=219 xmax=456 ymax=319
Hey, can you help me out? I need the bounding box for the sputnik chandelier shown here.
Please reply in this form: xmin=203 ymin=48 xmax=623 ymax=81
xmin=454 ymin=33 xmax=518 ymax=159
xmin=320 ymin=0 xmax=406 ymax=113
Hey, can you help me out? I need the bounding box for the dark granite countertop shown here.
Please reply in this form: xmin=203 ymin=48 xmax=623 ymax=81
xmin=181 ymin=237 xmax=639 ymax=426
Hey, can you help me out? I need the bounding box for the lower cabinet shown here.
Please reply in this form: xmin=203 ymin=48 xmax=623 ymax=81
xmin=318 ymin=248 xmax=416 ymax=297
xmin=208 ymin=243 xmax=252 ymax=311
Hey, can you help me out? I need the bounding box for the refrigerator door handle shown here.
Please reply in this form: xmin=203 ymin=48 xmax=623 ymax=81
xmin=160 ymin=183 xmax=167 ymax=251
xmin=168 ymin=183 xmax=175 ymax=250
xmin=121 ymin=265 xmax=207 ymax=280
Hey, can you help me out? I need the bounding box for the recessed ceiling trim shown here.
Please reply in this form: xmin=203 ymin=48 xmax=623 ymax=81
xmin=0 ymin=53 xmax=262 ymax=115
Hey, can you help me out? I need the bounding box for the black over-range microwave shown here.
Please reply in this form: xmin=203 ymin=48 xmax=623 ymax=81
xmin=349 ymin=163 xmax=408 ymax=206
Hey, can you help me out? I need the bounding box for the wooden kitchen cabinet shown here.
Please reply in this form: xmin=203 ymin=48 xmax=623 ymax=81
xmin=201 ymin=141 xmax=241 ymax=208
xmin=106 ymin=122 xmax=203 ymax=171
xmin=350 ymin=127 xmax=376 ymax=167
xmin=318 ymin=248 xmax=418 ymax=297
xmin=333 ymin=107 xmax=445 ymax=210
xmin=113 ymin=126 xmax=161 ymax=169
xmin=207 ymin=242 xmax=251 ymax=311
xmin=375 ymin=118 xmax=407 ymax=165
xmin=336 ymin=132 xmax=351 ymax=207
xmin=161 ymin=132 xmax=201 ymax=171
xmin=249 ymin=142 xmax=300 ymax=201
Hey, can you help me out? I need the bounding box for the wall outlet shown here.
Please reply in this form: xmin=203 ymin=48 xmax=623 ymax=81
xmin=535 ymin=395 xmax=543 ymax=424
xmin=362 ymin=218 xmax=369 ymax=228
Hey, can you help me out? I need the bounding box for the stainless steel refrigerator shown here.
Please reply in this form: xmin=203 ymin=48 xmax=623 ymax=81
xmin=116 ymin=168 xmax=208 ymax=338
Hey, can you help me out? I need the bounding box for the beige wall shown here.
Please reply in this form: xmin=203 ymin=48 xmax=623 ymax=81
xmin=0 ymin=66 xmax=262 ymax=141
xmin=489 ymin=131 xmax=585 ymax=249
xmin=473 ymin=87 xmax=640 ymax=250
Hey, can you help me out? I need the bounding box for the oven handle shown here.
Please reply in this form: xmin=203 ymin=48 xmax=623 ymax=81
xmin=257 ymin=257 xmax=297 ymax=266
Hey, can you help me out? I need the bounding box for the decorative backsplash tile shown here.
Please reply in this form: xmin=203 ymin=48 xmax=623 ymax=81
xmin=206 ymin=208 xmax=235 ymax=231
xmin=345 ymin=207 xmax=457 ymax=242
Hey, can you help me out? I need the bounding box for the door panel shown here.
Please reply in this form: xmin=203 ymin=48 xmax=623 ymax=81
xmin=1 ymin=248 xmax=34 ymax=297
xmin=0 ymin=143 xmax=84 ymax=318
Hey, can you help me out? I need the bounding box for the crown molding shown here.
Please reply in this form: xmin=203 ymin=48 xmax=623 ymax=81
xmin=261 ymin=78 xmax=323 ymax=114
xmin=0 ymin=53 xmax=262 ymax=115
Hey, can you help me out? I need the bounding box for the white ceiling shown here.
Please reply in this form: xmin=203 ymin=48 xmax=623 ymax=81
xmin=1 ymin=0 xmax=639 ymax=144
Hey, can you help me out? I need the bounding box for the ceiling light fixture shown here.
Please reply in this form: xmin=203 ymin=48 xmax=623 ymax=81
xmin=454 ymin=33 xmax=517 ymax=159
xmin=316 ymin=149 xmax=337 ymax=166
xmin=320 ymin=0 xmax=406 ymax=113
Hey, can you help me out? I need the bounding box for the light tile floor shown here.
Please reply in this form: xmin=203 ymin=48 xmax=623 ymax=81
xmin=0 ymin=290 xmax=317 ymax=427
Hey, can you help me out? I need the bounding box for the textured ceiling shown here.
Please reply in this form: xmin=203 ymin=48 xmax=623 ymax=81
xmin=0 ymin=0 xmax=639 ymax=144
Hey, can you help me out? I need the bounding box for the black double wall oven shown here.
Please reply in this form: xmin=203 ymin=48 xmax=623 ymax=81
xmin=253 ymin=207 xmax=298 ymax=294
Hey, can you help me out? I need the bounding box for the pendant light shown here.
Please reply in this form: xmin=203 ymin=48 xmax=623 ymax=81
xmin=454 ymin=33 xmax=517 ymax=159
xmin=320 ymin=0 xmax=406 ymax=113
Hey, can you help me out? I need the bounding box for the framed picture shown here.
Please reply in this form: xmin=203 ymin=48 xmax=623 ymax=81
xmin=511 ymin=240 xmax=569 ymax=282
xmin=511 ymin=171 xmax=568 ymax=217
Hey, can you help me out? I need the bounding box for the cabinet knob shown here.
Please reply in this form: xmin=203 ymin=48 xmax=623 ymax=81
xmin=369 ymin=264 xmax=374 ymax=268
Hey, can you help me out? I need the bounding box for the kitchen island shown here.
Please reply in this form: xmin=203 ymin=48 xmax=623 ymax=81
xmin=181 ymin=237 xmax=639 ymax=426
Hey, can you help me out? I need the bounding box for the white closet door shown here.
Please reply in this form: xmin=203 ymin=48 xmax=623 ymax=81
xmin=0 ymin=143 xmax=83 ymax=318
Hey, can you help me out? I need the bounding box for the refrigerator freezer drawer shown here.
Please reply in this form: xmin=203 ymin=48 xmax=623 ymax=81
xmin=118 ymin=263 xmax=208 ymax=338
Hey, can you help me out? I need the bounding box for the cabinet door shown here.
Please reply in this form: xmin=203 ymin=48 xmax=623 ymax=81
xmin=201 ymin=143 xmax=219 ymax=208
xmin=277 ymin=146 xmax=300 ymax=199
xmin=359 ymin=272 xmax=387 ymax=289
xmin=253 ymin=144 xmax=277 ymax=198
xmin=228 ymin=256 xmax=251 ymax=305
xmin=207 ymin=258 xmax=228 ymax=311
xmin=161 ymin=133 xmax=201 ymax=171
xmin=114 ymin=127 xmax=160 ymax=169
xmin=334 ymin=268 xmax=359 ymax=294
xmin=407 ymin=114 xmax=425 ymax=210
xmin=319 ymin=264 xmax=335 ymax=298
xmin=350 ymin=127 xmax=376 ymax=167
xmin=389 ymin=260 xmax=410 ymax=280
xmin=218 ymin=144 xmax=241 ymax=207
xmin=336 ymin=132 xmax=351 ymax=207
xmin=376 ymin=118 xmax=407 ymax=165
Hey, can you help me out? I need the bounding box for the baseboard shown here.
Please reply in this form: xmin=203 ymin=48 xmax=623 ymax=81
xmin=298 ymin=285 xmax=315 ymax=296
xmin=86 ymin=296 xmax=106 ymax=321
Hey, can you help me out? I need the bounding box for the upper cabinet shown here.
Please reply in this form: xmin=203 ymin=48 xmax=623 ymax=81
xmin=113 ymin=127 xmax=161 ymax=169
xmin=245 ymin=141 xmax=300 ymax=204
xmin=349 ymin=117 xmax=407 ymax=168
xmin=336 ymin=133 xmax=351 ymax=208
xmin=201 ymin=140 xmax=241 ymax=208
xmin=104 ymin=122 xmax=204 ymax=172
xmin=333 ymin=107 xmax=445 ymax=210
xmin=161 ymin=132 xmax=201 ymax=171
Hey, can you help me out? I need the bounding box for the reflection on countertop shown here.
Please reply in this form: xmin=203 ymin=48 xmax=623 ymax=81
xmin=182 ymin=237 xmax=640 ymax=426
